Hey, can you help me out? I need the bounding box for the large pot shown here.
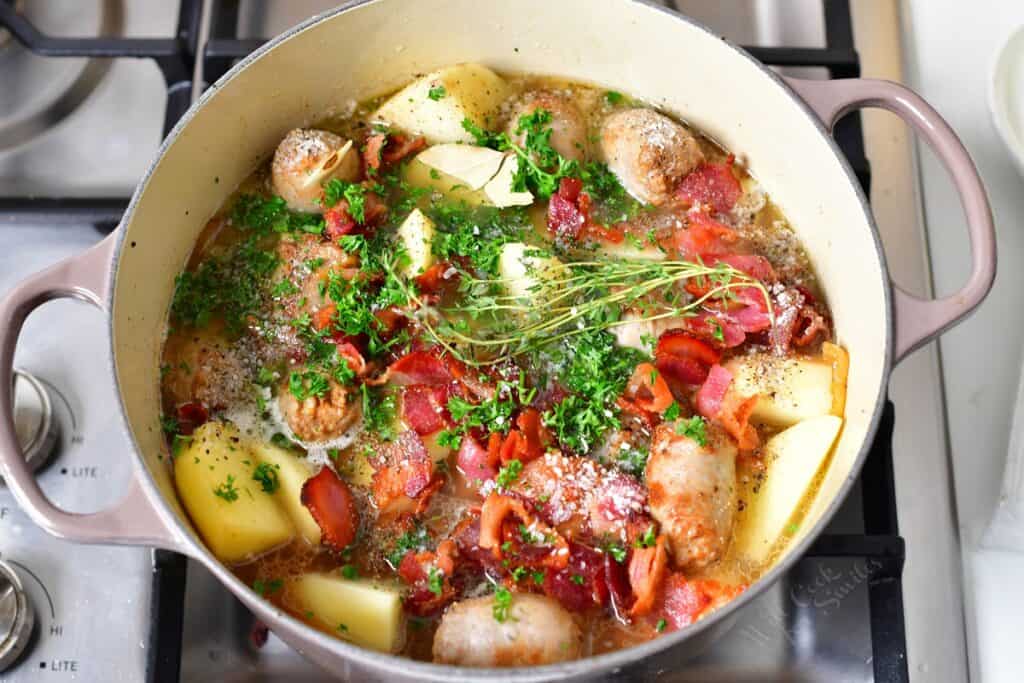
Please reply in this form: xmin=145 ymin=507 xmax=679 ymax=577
xmin=0 ymin=1 xmax=995 ymax=680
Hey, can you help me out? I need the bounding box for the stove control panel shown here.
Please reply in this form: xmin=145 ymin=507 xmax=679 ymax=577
xmin=0 ymin=362 xmax=154 ymax=681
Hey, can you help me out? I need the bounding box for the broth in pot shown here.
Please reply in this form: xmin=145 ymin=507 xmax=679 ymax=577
xmin=159 ymin=64 xmax=848 ymax=666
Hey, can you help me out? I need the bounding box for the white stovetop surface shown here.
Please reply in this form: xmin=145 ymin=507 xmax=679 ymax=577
xmin=903 ymin=3 xmax=1024 ymax=682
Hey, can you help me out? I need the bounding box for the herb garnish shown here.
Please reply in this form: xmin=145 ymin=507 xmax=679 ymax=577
xmin=492 ymin=585 xmax=513 ymax=623
xmin=252 ymin=578 xmax=283 ymax=596
xmin=252 ymin=462 xmax=280 ymax=493
xmin=675 ymin=415 xmax=708 ymax=446
xmin=386 ymin=526 xmax=429 ymax=568
xmin=495 ymin=459 xmax=523 ymax=490
xmin=428 ymin=84 xmax=447 ymax=101
xmin=213 ymin=474 xmax=240 ymax=502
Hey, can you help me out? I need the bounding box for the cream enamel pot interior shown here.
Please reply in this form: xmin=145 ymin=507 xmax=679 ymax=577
xmin=0 ymin=1 xmax=996 ymax=680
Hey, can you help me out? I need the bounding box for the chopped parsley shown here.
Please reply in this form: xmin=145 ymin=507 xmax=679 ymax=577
xmin=252 ymin=462 xmax=280 ymax=493
xmin=170 ymin=236 xmax=279 ymax=334
xmin=510 ymin=566 xmax=528 ymax=582
xmin=635 ymin=524 xmax=657 ymax=548
xmin=322 ymin=178 xmax=369 ymax=222
xmin=663 ymin=401 xmax=681 ymax=421
xmin=495 ymin=459 xmax=523 ymax=490
xmin=542 ymin=330 xmax=649 ymax=453
xmin=340 ymin=564 xmax=359 ymax=580
xmin=252 ymin=578 xmax=283 ymax=597
xmin=462 ymin=110 xmax=577 ymax=199
xmin=361 ymin=385 xmax=398 ymax=441
xmin=606 ymin=542 xmax=627 ymax=564
xmin=675 ymin=415 xmax=708 ymax=446
xmin=570 ymin=574 xmax=585 ymax=586
xmin=160 ymin=414 xmax=179 ymax=434
xmin=231 ymin=193 xmax=324 ymax=235
xmin=492 ymin=585 xmax=513 ymax=623
xmin=213 ymin=474 xmax=239 ymax=502
xmin=580 ymin=161 xmax=642 ymax=224
xmin=439 ymin=374 xmax=534 ymax=449
xmin=288 ymin=370 xmax=330 ymax=401
xmin=386 ymin=526 xmax=429 ymax=567
xmin=429 ymin=202 xmax=528 ymax=275
xmin=656 ymin=618 xmax=668 ymax=632
xmin=427 ymin=567 xmax=444 ymax=596
xmin=427 ymin=84 xmax=447 ymax=101
xmin=616 ymin=445 xmax=649 ymax=478
xmin=170 ymin=434 xmax=193 ymax=458
xmin=605 ymin=90 xmax=625 ymax=105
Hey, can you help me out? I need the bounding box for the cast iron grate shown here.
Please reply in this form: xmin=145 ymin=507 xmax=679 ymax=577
xmin=0 ymin=1 xmax=907 ymax=681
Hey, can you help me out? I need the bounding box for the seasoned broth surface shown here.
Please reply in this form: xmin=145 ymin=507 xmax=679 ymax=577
xmin=160 ymin=65 xmax=847 ymax=665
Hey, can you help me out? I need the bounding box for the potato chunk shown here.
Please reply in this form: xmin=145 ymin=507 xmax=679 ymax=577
xmin=416 ymin=143 xmax=506 ymax=190
xmin=497 ymin=242 xmax=565 ymax=304
xmin=374 ymin=64 xmax=509 ymax=144
xmin=174 ymin=422 xmax=294 ymax=564
xmin=732 ymin=415 xmax=843 ymax=563
xmin=396 ymin=209 xmax=436 ymax=278
xmin=724 ymin=354 xmax=834 ymax=426
xmin=247 ymin=440 xmax=320 ymax=546
xmin=286 ymin=573 xmax=404 ymax=653
xmin=482 ymin=155 xmax=534 ymax=207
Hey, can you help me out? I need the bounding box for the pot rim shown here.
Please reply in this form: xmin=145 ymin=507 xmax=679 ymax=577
xmin=105 ymin=0 xmax=894 ymax=679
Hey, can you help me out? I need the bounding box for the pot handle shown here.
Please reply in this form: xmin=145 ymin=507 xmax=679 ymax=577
xmin=785 ymin=77 xmax=996 ymax=362
xmin=0 ymin=234 xmax=187 ymax=552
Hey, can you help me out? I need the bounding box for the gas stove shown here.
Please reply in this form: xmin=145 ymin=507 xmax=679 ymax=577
xmin=0 ymin=2 xmax=963 ymax=681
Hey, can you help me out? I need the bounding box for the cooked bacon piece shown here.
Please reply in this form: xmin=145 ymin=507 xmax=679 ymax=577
xmin=370 ymin=431 xmax=440 ymax=520
xmin=491 ymin=408 xmax=550 ymax=465
xmin=717 ymin=391 xmax=759 ymax=451
xmin=542 ymin=542 xmax=608 ymax=613
xmin=672 ymin=209 xmax=737 ymax=260
xmin=547 ymin=177 xmax=624 ymax=245
xmin=651 ymin=575 xmax=746 ymax=631
xmin=604 ymin=552 xmax=634 ymax=618
xmin=695 ymin=364 xmax=732 ymax=418
xmin=695 ymin=364 xmax=758 ymax=450
xmin=335 ymin=341 xmax=367 ymax=376
xmin=401 ymin=385 xmax=451 ymax=435
xmin=478 ymin=493 xmax=569 ymax=568
xmin=300 ymin=467 xmax=359 ymax=550
xmin=513 ymin=452 xmax=649 ymax=543
xmin=681 ymin=312 xmax=746 ymax=348
xmin=398 ymin=539 xmax=459 ymax=616
xmin=363 ymin=133 xmax=427 ymax=173
xmin=548 ymin=177 xmax=588 ymax=243
xmin=456 ymin=435 xmax=498 ymax=486
xmin=621 ymin=362 xmax=674 ymax=415
xmin=655 ymin=330 xmax=721 ymax=386
xmin=175 ymin=401 xmax=208 ymax=435
xmin=415 ymin=260 xmax=459 ymax=300
xmin=676 ymin=159 xmax=743 ymax=214
xmin=627 ymin=535 xmax=668 ymax=617
xmin=323 ymin=191 xmax=389 ymax=240
xmin=386 ymin=350 xmax=455 ymax=386
xmin=715 ymin=253 xmax=775 ymax=281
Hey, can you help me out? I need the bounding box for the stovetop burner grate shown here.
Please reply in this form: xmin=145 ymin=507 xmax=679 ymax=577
xmin=0 ymin=1 xmax=908 ymax=681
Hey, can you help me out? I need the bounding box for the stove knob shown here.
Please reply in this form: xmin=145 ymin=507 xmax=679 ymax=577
xmin=0 ymin=560 xmax=35 ymax=672
xmin=0 ymin=370 xmax=60 ymax=485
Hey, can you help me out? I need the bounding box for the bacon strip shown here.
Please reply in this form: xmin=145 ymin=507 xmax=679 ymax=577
xmin=478 ymin=493 xmax=569 ymax=568
xmin=300 ymin=467 xmax=359 ymax=550
xmin=676 ymin=159 xmax=743 ymax=214
xmin=628 ymin=535 xmax=669 ymax=617
xmin=363 ymin=133 xmax=427 ymax=172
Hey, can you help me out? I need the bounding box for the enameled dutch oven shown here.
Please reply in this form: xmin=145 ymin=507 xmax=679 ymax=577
xmin=0 ymin=1 xmax=996 ymax=680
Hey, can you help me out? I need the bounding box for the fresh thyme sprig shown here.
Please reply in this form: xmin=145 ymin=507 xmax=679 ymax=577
xmin=386 ymin=257 xmax=773 ymax=366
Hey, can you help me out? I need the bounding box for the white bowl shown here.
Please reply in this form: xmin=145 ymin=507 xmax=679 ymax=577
xmin=991 ymin=24 xmax=1024 ymax=177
